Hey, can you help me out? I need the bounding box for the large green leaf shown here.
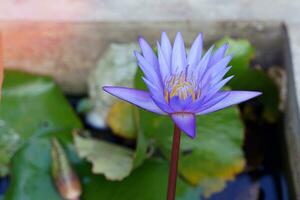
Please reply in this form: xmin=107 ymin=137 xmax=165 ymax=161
xmin=2 ymin=71 xmax=200 ymax=200
xmin=1 ymin=71 xmax=82 ymax=199
xmin=5 ymin=135 xmax=201 ymax=200
xmin=78 ymin=158 xmax=201 ymax=200
xmin=0 ymin=70 xmax=82 ymax=140
xmin=4 ymin=137 xmax=63 ymax=200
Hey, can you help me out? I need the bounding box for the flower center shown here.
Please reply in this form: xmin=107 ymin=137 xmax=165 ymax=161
xmin=164 ymin=70 xmax=200 ymax=103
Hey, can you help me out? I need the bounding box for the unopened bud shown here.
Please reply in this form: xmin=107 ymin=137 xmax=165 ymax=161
xmin=51 ymin=138 xmax=82 ymax=200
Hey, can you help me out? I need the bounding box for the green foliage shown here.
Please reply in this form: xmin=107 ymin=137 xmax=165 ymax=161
xmin=78 ymin=159 xmax=201 ymax=200
xmin=1 ymin=71 xmax=200 ymax=200
xmin=4 ymin=137 xmax=63 ymax=200
xmin=1 ymin=71 xmax=82 ymax=199
xmin=216 ymin=37 xmax=280 ymax=122
xmin=0 ymin=124 xmax=22 ymax=176
xmin=75 ymin=134 xmax=134 ymax=180
xmin=0 ymin=70 xmax=82 ymax=141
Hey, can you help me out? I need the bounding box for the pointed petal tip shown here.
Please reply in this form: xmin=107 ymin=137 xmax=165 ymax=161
xmin=174 ymin=32 xmax=184 ymax=42
xmin=102 ymin=86 xmax=121 ymax=95
xmin=138 ymin=35 xmax=145 ymax=42
xmin=197 ymin=90 xmax=262 ymax=115
xmin=235 ymin=90 xmax=263 ymax=102
xmin=197 ymin=32 xmax=203 ymax=40
xmin=161 ymin=32 xmax=171 ymax=46
xmin=137 ymin=35 xmax=146 ymax=45
xmin=175 ymin=32 xmax=183 ymax=37
xmin=184 ymin=128 xmax=196 ymax=139
xmin=102 ymin=85 xmax=111 ymax=92
xmin=251 ymin=91 xmax=263 ymax=97
xmin=138 ymin=36 xmax=150 ymax=49
xmin=226 ymin=54 xmax=233 ymax=60
xmin=218 ymin=42 xmax=229 ymax=52
xmin=228 ymin=75 xmax=234 ymax=79
xmin=241 ymin=91 xmax=263 ymax=98
xmin=161 ymin=31 xmax=168 ymax=38
xmin=205 ymin=45 xmax=215 ymax=55
xmin=171 ymin=113 xmax=196 ymax=139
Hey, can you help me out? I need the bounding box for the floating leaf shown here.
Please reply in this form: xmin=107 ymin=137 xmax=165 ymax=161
xmin=0 ymin=70 xmax=82 ymax=141
xmin=4 ymin=137 xmax=63 ymax=200
xmin=76 ymin=99 xmax=148 ymax=181
xmin=74 ymin=134 xmax=134 ymax=181
xmin=1 ymin=71 xmax=82 ymax=199
xmin=4 ymin=133 xmax=200 ymax=200
xmin=106 ymin=101 xmax=138 ymax=139
xmin=5 ymin=136 xmax=201 ymax=200
xmin=78 ymin=159 xmax=202 ymax=200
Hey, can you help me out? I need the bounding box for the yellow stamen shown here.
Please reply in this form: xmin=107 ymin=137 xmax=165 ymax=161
xmin=165 ymin=73 xmax=197 ymax=102
xmin=164 ymin=89 xmax=169 ymax=103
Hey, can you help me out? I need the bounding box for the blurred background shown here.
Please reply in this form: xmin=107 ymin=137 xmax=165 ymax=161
xmin=0 ymin=1 xmax=300 ymax=200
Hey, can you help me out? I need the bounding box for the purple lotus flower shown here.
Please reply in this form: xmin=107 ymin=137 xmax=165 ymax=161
xmin=103 ymin=32 xmax=261 ymax=138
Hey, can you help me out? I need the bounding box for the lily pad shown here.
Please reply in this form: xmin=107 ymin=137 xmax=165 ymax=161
xmin=74 ymin=134 xmax=134 ymax=181
xmin=78 ymin=158 xmax=202 ymax=200
xmin=4 ymin=137 xmax=63 ymax=200
xmin=0 ymin=71 xmax=82 ymax=199
xmin=0 ymin=70 xmax=82 ymax=141
xmin=5 ymin=136 xmax=201 ymax=200
xmin=5 ymin=133 xmax=201 ymax=200
xmin=76 ymin=99 xmax=149 ymax=181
